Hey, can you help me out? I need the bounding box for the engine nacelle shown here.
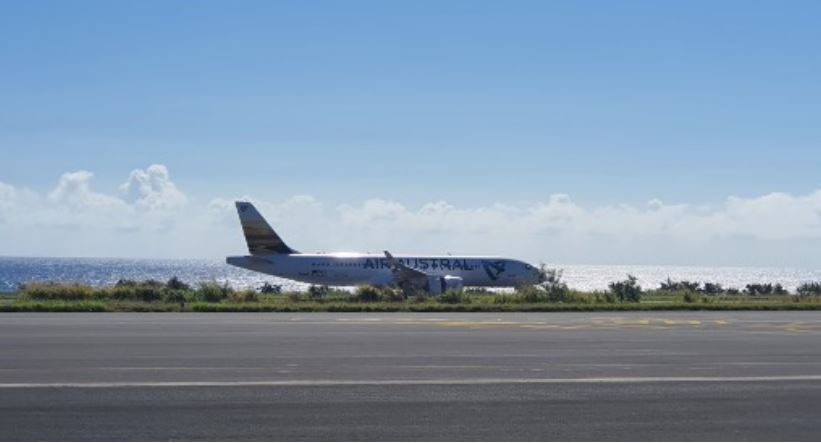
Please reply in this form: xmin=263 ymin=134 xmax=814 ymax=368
xmin=426 ymin=275 xmax=464 ymax=295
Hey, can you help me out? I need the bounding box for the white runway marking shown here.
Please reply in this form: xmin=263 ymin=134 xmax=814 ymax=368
xmin=2 ymin=375 xmax=821 ymax=389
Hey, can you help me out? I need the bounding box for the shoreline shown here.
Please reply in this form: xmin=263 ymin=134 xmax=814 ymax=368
xmin=4 ymin=257 xmax=821 ymax=294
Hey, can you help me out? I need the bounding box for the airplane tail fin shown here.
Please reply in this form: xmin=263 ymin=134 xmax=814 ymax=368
xmin=235 ymin=201 xmax=298 ymax=255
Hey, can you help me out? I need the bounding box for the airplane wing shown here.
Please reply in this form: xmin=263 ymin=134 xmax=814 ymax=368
xmin=383 ymin=250 xmax=429 ymax=291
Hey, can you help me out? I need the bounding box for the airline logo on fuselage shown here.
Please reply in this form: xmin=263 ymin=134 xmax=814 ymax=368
xmin=363 ymin=257 xmax=475 ymax=272
xmin=481 ymin=260 xmax=506 ymax=281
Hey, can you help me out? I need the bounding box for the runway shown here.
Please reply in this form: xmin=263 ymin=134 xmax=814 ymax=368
xmin=2 ymin=312 xmax=821 ymax=440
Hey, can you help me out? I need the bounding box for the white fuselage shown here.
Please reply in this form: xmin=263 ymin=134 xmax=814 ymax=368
xmin=227 ymin=253 xmax=541 ymax=288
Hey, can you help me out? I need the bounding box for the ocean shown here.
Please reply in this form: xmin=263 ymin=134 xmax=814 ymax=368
xmin=1 ymin=256 xmax=819 ymax=293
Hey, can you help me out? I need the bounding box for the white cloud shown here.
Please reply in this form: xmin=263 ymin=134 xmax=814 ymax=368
xmin=718 ymin=191 xmax=821 ymax=240
xmin=0 ymin=182 xmax=16 ymax=223
xmin=0 ymin=165 xmax=190 ymax=254
xmin=48 ymin=170 xmax=130 ymax=212
xmin=319 ymin=191 xmax=821 ymax=265
xmin=120 ymin=164 xmax=187 ymax=211
xmin=1 ymin=165 xmax=820 ymax=266
xmin=0 ymin=182 xmax=15 ymax=208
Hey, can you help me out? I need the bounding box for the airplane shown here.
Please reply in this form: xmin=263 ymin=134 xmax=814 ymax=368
xmin=226 ymin=201 xmax=545 ymax=294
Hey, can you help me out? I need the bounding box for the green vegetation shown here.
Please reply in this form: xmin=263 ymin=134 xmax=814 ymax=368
xmin=797 ymin=282 xmax=821 ymax=297
xmin=353 ymin=285 xmax=405 ymax=303
xmin=2 ymin=273 xmax=821 ymax=312
xmin=608 ymin=274 xmax=642 ymax=303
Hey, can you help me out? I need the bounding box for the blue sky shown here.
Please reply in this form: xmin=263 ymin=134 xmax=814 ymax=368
xmin=1 ymin=1 xmax=820 ymax=264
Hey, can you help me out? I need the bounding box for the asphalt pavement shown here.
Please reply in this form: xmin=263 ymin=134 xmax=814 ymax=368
xmin=1 ymin=312 xmax=820 ymax=440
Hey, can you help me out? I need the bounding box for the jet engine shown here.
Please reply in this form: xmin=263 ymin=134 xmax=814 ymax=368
xmin=426 ymin=275 xmax=464 ymax=295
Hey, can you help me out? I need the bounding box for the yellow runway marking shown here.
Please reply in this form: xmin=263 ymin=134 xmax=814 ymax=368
xmin=312 ymin=316 xmax=821 ymax=334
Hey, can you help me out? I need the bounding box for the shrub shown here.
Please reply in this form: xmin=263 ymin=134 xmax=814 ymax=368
xmin=308 ymin=285 xmax=330 ymax=299
xmin=512 ymin=277 xmax=589 ymax=304
xmin=608 ymin=275 xmax=642 ymax=303
xmin=517 ymin=285 xmax=544 ymax=303
xmin=230 ymin=290 xmax=259 ymax=303
xmin=563 ymin=290 xmax=597 ymax=304
xmin=412 ymin=291 xmax=430 ymax=304
xmin=744 ymin=283 xmax=788 ymax=295
xmin=438 ymin=290 xmax=471 ymax=304
xmin=354 ymin=285 xmax=382 ymax=303
xmin=166 ymin=276 xmax=190 ymax=291
xmin=127 ymin=279 xmax=163 ymax=289
xmin=682 ymin=292 xmax=697 ymax=303
xmin=22 ymin=282 xmax=95 ymax=301
xmin=258 ymin=282 xmax=282 ymax=294
xmin=701 ymin=282 xmax=724 ymax=295
xmin=133 ymin=285 xmax=164 ymax=302
xmin=493 ymin=293 xmax=520 ymax=304
xmin=797 ymin=282 xmax=821 ymax=296
xmin=537 ymin=268 xmax=570 ymax=302
xmin=381 ymin=288 xmax=406 ymax=303
xmin=353 ymin=285 xmax=403 ymax=303
xmin=107 ymin=285 xmax=134 ymax=300
xmin=679 ymin=292 xmax=712 ymax=304
xmin=102 ymin=280 xmax=167 ymax=302
xmin=163 ymin=289 xmax=186 ymax=306
xmin=745 ymin=283 xmax=769 ymax=295
xmin=196 ymin=282 xmax=233 ymax=302
xmin=597 ymin=291 xmax=617 ymax=303
xmin=659 ymin=278 xmax=700 ymax=292
xmin=115 ymin=279 xmax=138 ymax=287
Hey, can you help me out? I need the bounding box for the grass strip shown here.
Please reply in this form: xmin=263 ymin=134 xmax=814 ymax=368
xmin=4 ymin=300 xmax=821 ymax=312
